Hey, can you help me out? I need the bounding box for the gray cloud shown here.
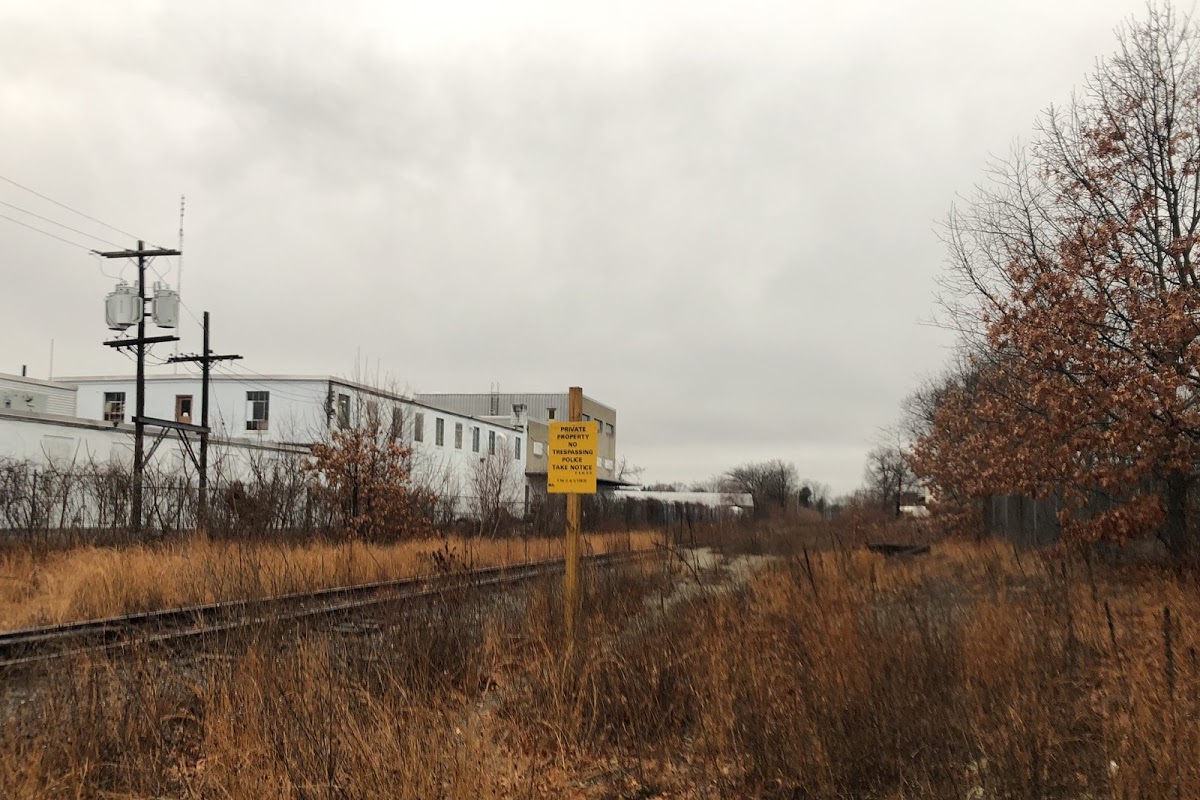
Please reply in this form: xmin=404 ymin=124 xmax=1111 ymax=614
xmin=0 ymin=0 xmax=1148 ymax=493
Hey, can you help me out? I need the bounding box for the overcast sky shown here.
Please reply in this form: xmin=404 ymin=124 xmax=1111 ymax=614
xmin=0 ymin=0 xmax=1151 ymax=494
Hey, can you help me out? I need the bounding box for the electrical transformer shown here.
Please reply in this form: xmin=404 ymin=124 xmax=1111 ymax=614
xmin=104 ymin=282 xmax=140 ymax=330
xmin=152 ymin=283 xmax=179 ymax=328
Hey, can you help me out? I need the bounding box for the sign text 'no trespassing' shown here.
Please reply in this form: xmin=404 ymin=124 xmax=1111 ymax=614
xmin=547 ymin=421 xmax=597 ymax=494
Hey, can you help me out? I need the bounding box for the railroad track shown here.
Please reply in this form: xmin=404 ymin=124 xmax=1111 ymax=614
xmin=0 ymin=550 xmax=654 ymax=670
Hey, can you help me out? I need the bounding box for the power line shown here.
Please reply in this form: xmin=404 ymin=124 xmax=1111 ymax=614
xmin=0 ymin=172 xmax=138 ymax=242
xmin=176 ymin=298 xmax=208 ymax=344
xmin=170 ymin=316 xmax=310 ymax=402
xmin=0 ymin=211 xmax=97 ymax=252
xmin=117 ymin=315 xmax=323 ymax=405
xmin=179 ymin=297 xmax=203 ymax=324
xmin=212 ymin=363 xmax=318 ymax=402
xmin=96 ymin=252 xmax=124 ymax=281
xmin=147 ymin=257 xmax=168 ymax=282
xmin=0 ymin=198 xmax=124 ymax=248
xmin=213 ymin=366 xmax=309 ymax=400
xmin=234 ymin=361 xmax=316 ymax=387
xmin=221 ymin=362 xmax=302 ymax=389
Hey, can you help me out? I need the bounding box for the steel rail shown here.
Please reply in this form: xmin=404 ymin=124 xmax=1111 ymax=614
xmin=0 ymin=550 xmax=654 ymax=670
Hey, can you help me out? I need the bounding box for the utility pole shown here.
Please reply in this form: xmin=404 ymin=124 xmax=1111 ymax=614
xmin=546 ymin=385 xmax=595 ymax=641
xmin=167 ymin=312 xmax=241 ymax=529
xmin=100 ymin=240 xmax=181 ymax=532
xmin=565 ymin=385 xmax=583 ymax=638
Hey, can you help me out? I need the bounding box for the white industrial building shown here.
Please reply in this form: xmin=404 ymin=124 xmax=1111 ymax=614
xmin=0 ymin=372 xmax=529 ymax=517
xmin=417 ymin=391 xmax=623 ymax=488
xmin=59 ymin=373 xmax=527 ymax=498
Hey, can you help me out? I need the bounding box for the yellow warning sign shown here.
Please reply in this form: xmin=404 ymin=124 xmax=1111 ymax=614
xmin=548 ymin=421 xmax=598 ymax=494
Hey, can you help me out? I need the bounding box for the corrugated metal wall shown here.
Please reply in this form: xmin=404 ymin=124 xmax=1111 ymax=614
xmin=984 ymin=494 xmax=1061 ymax=547
xmin=418 ymin=393 xmax=570 ymax=422
xmin=0 ymin=375 xmax=77 ymax=416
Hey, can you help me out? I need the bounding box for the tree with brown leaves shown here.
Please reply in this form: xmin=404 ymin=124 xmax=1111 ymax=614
xmin=304 ymin=404 xmax=428 ymax=542
xmin=923 ymin=6 xmax=1200 ymax=555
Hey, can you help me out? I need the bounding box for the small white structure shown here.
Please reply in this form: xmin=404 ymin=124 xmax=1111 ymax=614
xmin=0 ymin=374 xmax=78 ymax=417
xmin=613 ymin=489 xmax=754 ymax=513
xmin=0 ymin=405 xmax=303 ymax=473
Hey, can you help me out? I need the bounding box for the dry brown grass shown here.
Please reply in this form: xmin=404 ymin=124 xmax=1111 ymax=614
xmin=0 ymin=530 xmax=660 ymax=630
xmin=7 ymin=531 xmax=1200 ymax=798
xmin=0 ymin=631 xmax=529 ymax=798
xmin=0 ymin=558 xmax=676 ymax=799
xmin=505 ymin=535 xmax=1200 ymax=797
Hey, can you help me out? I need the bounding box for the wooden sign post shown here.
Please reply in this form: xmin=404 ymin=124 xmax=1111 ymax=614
xmin=548 ymin=386 xmax=596 ymax=638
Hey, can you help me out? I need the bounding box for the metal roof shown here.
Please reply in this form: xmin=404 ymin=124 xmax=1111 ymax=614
xmin=0 ymin=373 xmax=79 ymax=392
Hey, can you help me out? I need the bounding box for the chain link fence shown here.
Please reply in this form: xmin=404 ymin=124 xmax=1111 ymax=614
xmin=0 ymin=458 xmax=738 ymax=549
xmin=982 ymin=494 xmax=1062 ymax=547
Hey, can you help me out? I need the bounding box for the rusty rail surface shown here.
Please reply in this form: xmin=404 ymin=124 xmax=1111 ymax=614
xmin=0 ymin=550 xmax=655 ymax=669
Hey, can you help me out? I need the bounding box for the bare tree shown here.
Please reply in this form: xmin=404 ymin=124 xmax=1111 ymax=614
xmin=863 ymin=432 xmax=919 ymax=517
xmin=685 ymin=476 xmax=725 ymax=493
xmin=614 ymin=456 xmax=644 ymax=485
xmin=470 ymin=441 xmax=521 ymax=538
xmin=726 ymin=459 xmax=799 ymax=518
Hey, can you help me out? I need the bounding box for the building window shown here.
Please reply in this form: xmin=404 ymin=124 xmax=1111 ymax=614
xmin=103 ymin=392 xmax=125 ymax=423
xmin=514 ymin=436 xmax=522 ymax=461
xmin=606 ymin=422 xmax=614 ymax=436
xmin=336 ymin=393 xmax=351 ymax=429
xmin=488 ymin=430 xmax=496 ymax=455
xmin=472 ymin=426 xmax=480 ymax=453
xmin=391 ymin=407 xmax=403 ymax=440
xmin=175 ymin=395 xmax=193 ymax=424
xmin=435 ymin=417 xmax=445 ymax=446
xmin=414 ymin=412 xmax=424 ymax=442
xmin=582 ymin=413 xmax=590 ymax=422
xmin=533 ymin=441 xmax=545 ymax=457
xmin=365 ymin=399 xmax=380 ymax=429
xmin=454 ymin=422 xmax=463 ymax=449
xmin=546 ymin=407 xmax=556 ymax=420
xmin=246 ymin=391 xmax=270 ymax=431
